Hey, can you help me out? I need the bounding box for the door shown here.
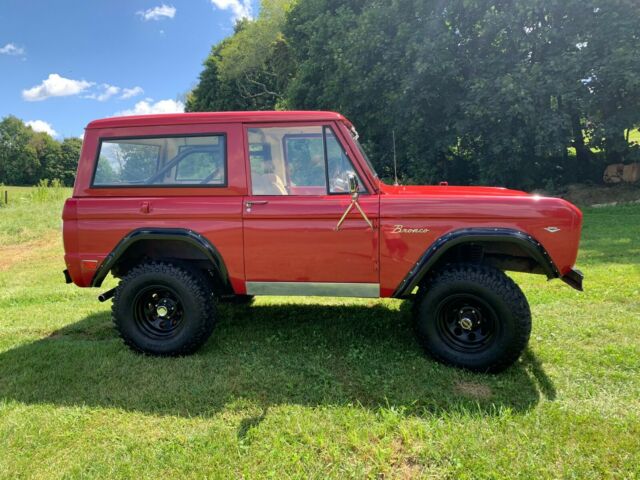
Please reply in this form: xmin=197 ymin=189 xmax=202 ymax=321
xmin=242 ymin=123 xmax=379 ymax=297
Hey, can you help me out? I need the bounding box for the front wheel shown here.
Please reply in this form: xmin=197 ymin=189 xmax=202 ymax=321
xmin=112 ymin=262 xmax=216 ymax=356
xmin=414 ymin=264 xmax=531 ymax=373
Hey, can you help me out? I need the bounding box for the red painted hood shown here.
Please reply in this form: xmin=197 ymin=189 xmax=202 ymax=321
xmin=379 ymin=182 xmax=529 ymax=197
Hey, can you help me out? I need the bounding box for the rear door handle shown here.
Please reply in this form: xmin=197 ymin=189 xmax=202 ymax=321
xmin=140 ymin=201 xmax=152 ymax=214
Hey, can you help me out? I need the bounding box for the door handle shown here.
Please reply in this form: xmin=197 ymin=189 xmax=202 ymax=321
xmin=246 ymin=200 xmax=269 ymax=207
xmin=245 ymin=200 xmax=268 ymax=212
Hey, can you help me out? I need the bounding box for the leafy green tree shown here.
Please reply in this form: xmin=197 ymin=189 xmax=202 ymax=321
xmin=136 ymin=0 xmax=640 ymax=188
xmin=578 ymin=0 xmax=640 ymax=164
xmin=186 ymin=0 xmax=295 ymax=112
xmin=0 ymin=116 xmax=41 ymax=185
xmin=30 ymin=132 xmax=62 ymax=183
xmin=0 ymin=116 xmax=82 ymax=186
xmin=58 ymin=137 xmax=82 ymax=186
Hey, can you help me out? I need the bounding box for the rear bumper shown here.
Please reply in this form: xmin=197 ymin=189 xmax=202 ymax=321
xmin=560 ymin=267 xmax=583 ymax=291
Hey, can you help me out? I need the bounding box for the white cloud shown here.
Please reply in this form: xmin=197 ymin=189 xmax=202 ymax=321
xmin=120 ymin=86 xmax=144 ymax=99
xmin=23 ymin=74 xmax=147 ymax=104
xmin=23 ymin=75 xmax=146 ymax=103
xmin=0 ymin=43 xmax=25 ymax=56
xmin=115 ymin=98 xmax=185 ymax=116
xmin=22 ymin=73 xmax=94 ymax=101
xmin=25 ymin=120 xmax=58 ymax=137
xmin=210 ymin=0 xmax=252 ymax=21
xmin=137 ymin=4 xmax=176 ymax=21
xmin=86 ymin=83 xmax=121 ymax=101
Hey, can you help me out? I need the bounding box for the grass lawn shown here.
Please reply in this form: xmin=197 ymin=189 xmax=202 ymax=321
xmin=0 ymin=188 xmax=639 ymax=479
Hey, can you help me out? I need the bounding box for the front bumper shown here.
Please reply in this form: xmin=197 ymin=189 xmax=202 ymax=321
xmin=560 ymin=267 xmax=584 ymax=291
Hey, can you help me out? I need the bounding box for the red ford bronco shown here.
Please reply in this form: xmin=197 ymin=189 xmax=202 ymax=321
xmin=62 ymin=111 xmax=583 ymax=372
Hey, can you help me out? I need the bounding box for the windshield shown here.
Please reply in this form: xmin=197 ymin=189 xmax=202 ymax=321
xmin=349 ymin=127 xmax=378 ymax=179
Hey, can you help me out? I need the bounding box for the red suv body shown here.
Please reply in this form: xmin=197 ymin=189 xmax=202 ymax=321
xmin=63 ymin=111 xmax=583 ymax=372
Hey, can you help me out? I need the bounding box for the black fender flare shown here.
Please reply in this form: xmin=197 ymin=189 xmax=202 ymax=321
xmin=91 ymin=228 xmax=230 ymax=288
xmin=392 ymin=227 xmax=560 ymax=298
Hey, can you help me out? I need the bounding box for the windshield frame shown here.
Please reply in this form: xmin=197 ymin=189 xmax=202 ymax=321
xmin=349 ymin=126 xmax=379 ymax=180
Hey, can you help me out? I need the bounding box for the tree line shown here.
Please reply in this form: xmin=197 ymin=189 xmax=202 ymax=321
xmin=0 ymin=116 xmax=81 ymax=187
xmin=186 ymin=0 xmax=640 ymax=190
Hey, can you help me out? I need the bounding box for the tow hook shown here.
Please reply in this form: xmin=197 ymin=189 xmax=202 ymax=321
xmin=98 ymin=288 xmax=116 ymax=303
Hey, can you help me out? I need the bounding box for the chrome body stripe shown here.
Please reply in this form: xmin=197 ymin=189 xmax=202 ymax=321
xmin=245 ymin=282 xmax=380 ymax=298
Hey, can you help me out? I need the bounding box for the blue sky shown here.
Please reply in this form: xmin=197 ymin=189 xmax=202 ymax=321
xmin=0 ymin=0 xmax=259 ymax=138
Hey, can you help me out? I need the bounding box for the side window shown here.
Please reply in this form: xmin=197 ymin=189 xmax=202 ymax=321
xmin=325 ymin=127 xmax=365 ymax=194
xmin=176 ymin=148 xmax=223 ymax=183
xmin=93 ymin=135 xmax=226 ymax=187
xmin=247 ymin=126 xmax=363 ymax=196
xmin=95 ymin=143 xmax=159 ymax=184
xmin=285 ymin=135 xmax=325 ymax=187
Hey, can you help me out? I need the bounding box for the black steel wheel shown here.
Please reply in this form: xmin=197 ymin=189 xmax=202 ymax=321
xmin=435 ymin=294 xmax=499 ymax=354
xmin=414 ymin=264 xmax=531 ymax=372
xmin=133 ymin=285 xmax=185 ymax=339
xmin=112 ymin=262 xmax=216 ymax=356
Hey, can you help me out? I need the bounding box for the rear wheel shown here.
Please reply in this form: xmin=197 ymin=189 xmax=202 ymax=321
xmin=414 ymin=264 xmax=531 ymax=372
xmin=112 ymin=262 xmax=216 ymax=356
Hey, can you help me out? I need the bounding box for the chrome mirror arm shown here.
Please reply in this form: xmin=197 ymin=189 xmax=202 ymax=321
xmin=351 ymin=195 xmax=373 ymax=229
xmin=335 ymin=191 xmax=373 ymax=231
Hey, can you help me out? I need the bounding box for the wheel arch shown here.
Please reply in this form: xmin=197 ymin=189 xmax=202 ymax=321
xmin=393 ymin=228 xmax=559 ymax=298
xmin=91 ymin=228 xmax=232 ymax=292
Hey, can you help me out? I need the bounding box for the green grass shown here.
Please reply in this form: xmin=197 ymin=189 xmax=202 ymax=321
xmin=0 ymin=185 xmax=72 ymax=246
xmin=0 ymin=189 xmax=639 ymax=479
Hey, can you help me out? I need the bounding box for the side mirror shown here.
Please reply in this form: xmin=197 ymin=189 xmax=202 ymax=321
xmin=348 ymin=173 xmax=359 ymax=195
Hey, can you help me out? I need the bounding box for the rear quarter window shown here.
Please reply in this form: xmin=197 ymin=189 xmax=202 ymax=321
xmin=92 ymin=134 xmax=226 ymax=187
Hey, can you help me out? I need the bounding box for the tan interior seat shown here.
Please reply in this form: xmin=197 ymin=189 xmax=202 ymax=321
xmin=252 ymin=172 xmax=288 ymax=195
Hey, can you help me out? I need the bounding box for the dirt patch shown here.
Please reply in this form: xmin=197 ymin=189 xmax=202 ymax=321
xmin=387 ymin=438 xmax=424 ymax=479
xmin=454 ymin=381 xmax=493 ymax=400
xmin=392 ymin=459 xmax=423 ymax=479
xmin=0 ymin=231 xmax=61 ymax=271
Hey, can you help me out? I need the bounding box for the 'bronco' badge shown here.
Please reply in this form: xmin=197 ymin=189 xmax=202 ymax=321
xmin=392 ymin=225 xmax=430 ymax=234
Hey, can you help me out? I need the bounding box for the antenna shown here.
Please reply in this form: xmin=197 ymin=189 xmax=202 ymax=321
xmin=392 ymin=129 xmax=399 ymax=186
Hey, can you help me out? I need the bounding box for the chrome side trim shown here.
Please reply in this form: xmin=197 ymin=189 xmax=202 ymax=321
xmin=245 ymin=281 xmax=380 ymax=298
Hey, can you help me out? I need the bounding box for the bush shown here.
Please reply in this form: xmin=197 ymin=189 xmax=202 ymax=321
xmin=29 ymin=179 xmax=67 ymax=203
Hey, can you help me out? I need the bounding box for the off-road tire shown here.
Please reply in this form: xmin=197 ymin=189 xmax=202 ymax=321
xmin=414 ymin=264 xmax=531 ymax=373
xmin=112 ymin=262 xmax=216 ymax=356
